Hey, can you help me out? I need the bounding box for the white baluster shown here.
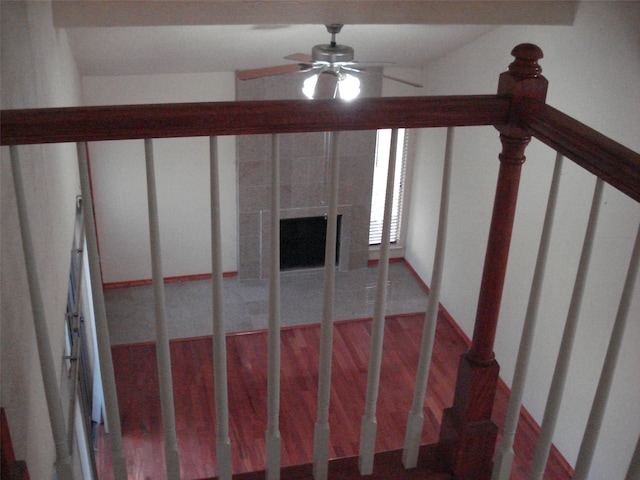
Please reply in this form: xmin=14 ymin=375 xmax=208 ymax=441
xmin=10 ymin=146 xmax=74 ymax=480
xmin=573 ymin=221 xmax=640 ymax=479
xmin=210 ymin=136 xmax=233 ymax=480
xmin=492 ymin=152 xmax=564 ymax=480
xmin=402 ymin=127 xmax=454 ymax=468
xmin=358 ymin=129 xmax=399 ymax=475
xmin=625 ymin=433 xmax=640 ymax=480
xmin=266 ymin=134 xmax=282 ymax=480
xmin=529 ymin=177 xmax=605 ymax=480
xmin=77 ymin=142 xmax=128 ymax=479
xmin=313 ymin=131 xmax=341 ymax=480
xmin=144 ymin=139 xmax=181 ymax=479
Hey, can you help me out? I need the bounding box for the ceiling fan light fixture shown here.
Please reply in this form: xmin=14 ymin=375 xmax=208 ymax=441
xmin=238 ymin=24 xmax=422 ymax=93
xmin=311 ymin=43 xmax=355 ymax=64
xmin=302 ymin=73 xmax=319 ymax=99
xmin=302 ymin=72 xmax=360 ymax=100
xmin=337 ymin=73 xmax=360 ymax=100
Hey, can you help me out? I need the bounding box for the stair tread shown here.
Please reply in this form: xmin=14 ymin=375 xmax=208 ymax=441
xmin=205 ymin=444 xmax=451 ymax=480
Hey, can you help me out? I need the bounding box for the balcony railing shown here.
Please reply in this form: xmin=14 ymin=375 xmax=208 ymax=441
xmin=2 ymin=44 xmax=639 ymax=480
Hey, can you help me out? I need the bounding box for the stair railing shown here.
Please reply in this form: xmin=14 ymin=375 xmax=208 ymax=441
xmin=2 ymin=44 xmax=639 ymax=480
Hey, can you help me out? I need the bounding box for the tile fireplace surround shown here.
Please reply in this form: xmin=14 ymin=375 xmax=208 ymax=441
xmin=236 ymin=69 xmax=383 ymax=278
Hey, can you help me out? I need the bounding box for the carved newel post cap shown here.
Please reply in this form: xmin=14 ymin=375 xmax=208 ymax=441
xmin=508 ymin=43 xmax=544 ymax=78
xmin=497 ymin=43 xmax=548 ymax=136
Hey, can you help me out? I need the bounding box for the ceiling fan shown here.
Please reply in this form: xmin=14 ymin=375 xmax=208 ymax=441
xmin=237 ymin=24 xmax=423 ymax=100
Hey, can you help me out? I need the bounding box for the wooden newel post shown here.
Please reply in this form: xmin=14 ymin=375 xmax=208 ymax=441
xmin=438 ymin=44 xmax=547 ymax=479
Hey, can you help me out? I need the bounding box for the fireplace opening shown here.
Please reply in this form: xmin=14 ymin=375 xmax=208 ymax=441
xmin=280 ymin=215 xmax=342 ymax=271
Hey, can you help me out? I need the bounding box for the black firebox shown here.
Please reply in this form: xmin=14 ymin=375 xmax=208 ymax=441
xmin=280 ymin=215 xmax=342 ymax=270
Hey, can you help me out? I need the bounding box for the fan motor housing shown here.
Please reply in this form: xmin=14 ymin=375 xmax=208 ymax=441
xmin=312 ymin=44 xmax=355 ymax=64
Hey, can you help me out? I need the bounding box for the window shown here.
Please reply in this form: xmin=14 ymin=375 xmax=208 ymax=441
xmin=63 ymin=196 xmax=99 ymax=474
xmin=369 ymin=129 xmax=407 ymax=245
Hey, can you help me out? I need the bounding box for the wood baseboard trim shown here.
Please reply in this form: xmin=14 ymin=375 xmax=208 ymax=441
xmin=115 ymin=313 xmax=429 ymax=348
xmin=401 ymin=258 xmax=471 ymax=347
xmin=367 ymin=257 xmax=405 ymax=266
xmin=510 ymin=398 xmax=575 ymax=476
xmin=103 ymin=271 xmax=237 ymax=289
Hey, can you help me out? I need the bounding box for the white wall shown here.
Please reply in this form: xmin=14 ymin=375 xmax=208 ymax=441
xmin=82 ymin=73 xmax=237 ymax=283
xmin=405 ymin=2 xmax=640 ymax=477
xmin=1 ymin=2 xmax=83 ymax=478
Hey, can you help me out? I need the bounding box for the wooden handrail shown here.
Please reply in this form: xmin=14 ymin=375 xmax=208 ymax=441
xmin=523 ymin=101 xmax=640 ymax=203
xmin=2 ymin=94 xmax=637 ymax=205
xmin=2 ymin=90 xmax=637 ymax=204
xmin=0 ymin=95 xmax=508 ymax=145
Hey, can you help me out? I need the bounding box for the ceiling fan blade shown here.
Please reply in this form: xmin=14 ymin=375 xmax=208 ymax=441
xmin=343 ymin=67 xmax=423 ymax=88
xmin=285 ymin=53 xmax=314 ymax=63
xmin=237 ymin=63 xmax=305 ymax=80
xmin=314 ymin=71 xmax=339 ymax=99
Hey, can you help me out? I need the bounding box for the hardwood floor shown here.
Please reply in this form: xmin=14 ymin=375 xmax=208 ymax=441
xmin=228 ymin=445 xmax=451 ymax=480
xmin=97 ymin=312 xmax=573 ymax=479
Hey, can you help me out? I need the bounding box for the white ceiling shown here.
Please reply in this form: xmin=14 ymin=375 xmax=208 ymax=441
xmin=55 ymin=1 xmax=578 ymax=77
xmin=65 ymin=24 xmax=500 ymax=76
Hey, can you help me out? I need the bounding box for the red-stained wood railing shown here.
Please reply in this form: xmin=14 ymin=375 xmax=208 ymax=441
xmin=438 ymin=44 xmax=549 ymax=479
xmin=523 ymin=101 xmax=640 ymax=203
xmin=0 ymin=95 xmax=508 ymax=145
xmin=2 ymin=43 xmax=639 ymax=480
xmin=1 ymin=97 xmax=636 ymax=204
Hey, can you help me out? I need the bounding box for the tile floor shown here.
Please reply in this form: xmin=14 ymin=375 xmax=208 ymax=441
xmin=104 ymin=261 xmax=429 ymax=345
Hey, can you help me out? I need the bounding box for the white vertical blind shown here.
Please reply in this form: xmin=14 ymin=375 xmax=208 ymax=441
xmin=369 ymin=129 xmax=407 ymax=245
